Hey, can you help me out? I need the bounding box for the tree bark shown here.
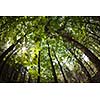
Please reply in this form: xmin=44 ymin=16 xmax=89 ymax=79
xmin=22 ymin=71 xmax=26 ymax=82
xmin=0 ymin=33 xmax=27 ymax=62
xmin=13 ymin=71 xmax=19 ymax=82
xmin=83 ymin=60 xmax=95 ymax=75
xmin=62 ymin=33 xmax=100 ymax=71
xmin=69 ymin=49 xmax=92 ymax=82
xmin=0 ymin=49 xmax=16 ymax=77
xmin=9 ymin=68 xmax=15 ymax=82
xmin=28 ymin=74 xmax=32 ymax=83
xmin=47 ymin=42 xmax=58 ymax=82
xmin=52 ymin=48 xmax=68 ymax=82
xmin=37 ymin=51 xmax=41 ymax=83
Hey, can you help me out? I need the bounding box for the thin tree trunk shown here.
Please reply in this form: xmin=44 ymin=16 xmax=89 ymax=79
xmin=28 ymin=74 xmax=32 ymax=83
xmin=37 ymin=51 xmax=41 ymax=83
xmin=47 ymin=42 xmax=58 ymax=82
xmin=22 ymin=71 xmax=26 ymax=82
xmin=52 ymin=48 xmax=68 ymax=83
xmin=69 ymin=49 xmax=92 ymax=82
xmin=62 ymin=33 xmax=100 ymax=71
xmin=0 ymin=33 xmax=27 ymax=62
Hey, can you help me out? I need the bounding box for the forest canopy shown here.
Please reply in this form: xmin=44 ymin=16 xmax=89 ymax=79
xmin=0 ymin=16 xmax=100 ymax=83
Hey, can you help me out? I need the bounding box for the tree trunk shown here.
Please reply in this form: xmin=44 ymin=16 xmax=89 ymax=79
xmin=22 ymin=71 xmax=26 ymax=82
xmin=9 ymin=68 xmax=15 ymax=82
xmin=52 ymin=48 xmax=68 ymax=83
xmin=0 ymin=49 xmax=16 ymax=77
xmin=0 ymin=33 xmax=27 ymax=62
xmin=91 ymin=71 xmax=100 ymax=82
xmin=2 ymin=64 xmax=10 ymax=81
xmin=37 ymin=51 xmax=41 ymax=83
xmin=13 ymin=71 xmax=19 ymax=82
xmin=62 ymin=33 xmax=100 ymax=71
xmin=69 ymin=49 xmax=92 ymax=82
xmin=84 ymin=60 xmax=95 ymax=75
xmin=47 ymin=42 xmax=58 ymax=82
xmin=28 ymin=74 xmax=32 ymax=83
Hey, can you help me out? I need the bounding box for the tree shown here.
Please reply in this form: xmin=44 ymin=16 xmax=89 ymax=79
xmin=52 ymin=48 xmax=68 ymax=82
xmin=47 ymin=41 xmax=58 ymax=82
xmin=37 ymin=51 xmax=41 ymax=83
xmin=0 ymin=16 xmax=100 ymax=83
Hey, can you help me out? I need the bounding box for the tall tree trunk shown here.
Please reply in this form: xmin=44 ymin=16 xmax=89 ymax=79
xmin=47 ymin=42 xmax=58 ymax=82
xmin=0 ymin=33 xmax=27 ymax=62
xmin=62 ymin=33 xmax=100 ymax=71
xmin=9 ymin=68 xmax=15 ymax=82
xmin=37 ymin=51 xmax=41 ymax=83
xmin=28 ymin=74 xmax=32 ymax=83
xmin=64 ymin=67 xmax=76 ymax=82
xmin=2 ymin=64 xmax=10 ymax=81
xmin=13 ymin=71 xmax=19 ymax=82
xmin=52 ymin=48 xmax=68 ymax=83
xmin=22 ymin=71 xmax=26 ymax=82
xmin=0 ymin=49 xmax=16 ymax=77
xmin=69 ymin=49 xmax=92 ymax=82
xmin=83 ymin=60 xmax=95 ymax=75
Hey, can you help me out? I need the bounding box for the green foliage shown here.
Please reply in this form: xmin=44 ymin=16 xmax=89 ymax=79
xmin=0 ymin=16 xmax=100 ymax=83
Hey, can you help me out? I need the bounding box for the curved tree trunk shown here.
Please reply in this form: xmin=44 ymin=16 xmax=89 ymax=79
xmin=0 ymin=49 xmax=16 ymax=78
xmin=62 ymin=33 xmax=100 ymax=71
xmin=0 ymin=33 xmax=27 ymax=62
xmin=83 ymin=60 xmax=95 ymax=75
xmin=69 ymin=49 xmax=92 ymax=82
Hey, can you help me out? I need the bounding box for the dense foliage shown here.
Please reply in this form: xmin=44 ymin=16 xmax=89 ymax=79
xmin=0 ymin=16 xmax=100 ymax=83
